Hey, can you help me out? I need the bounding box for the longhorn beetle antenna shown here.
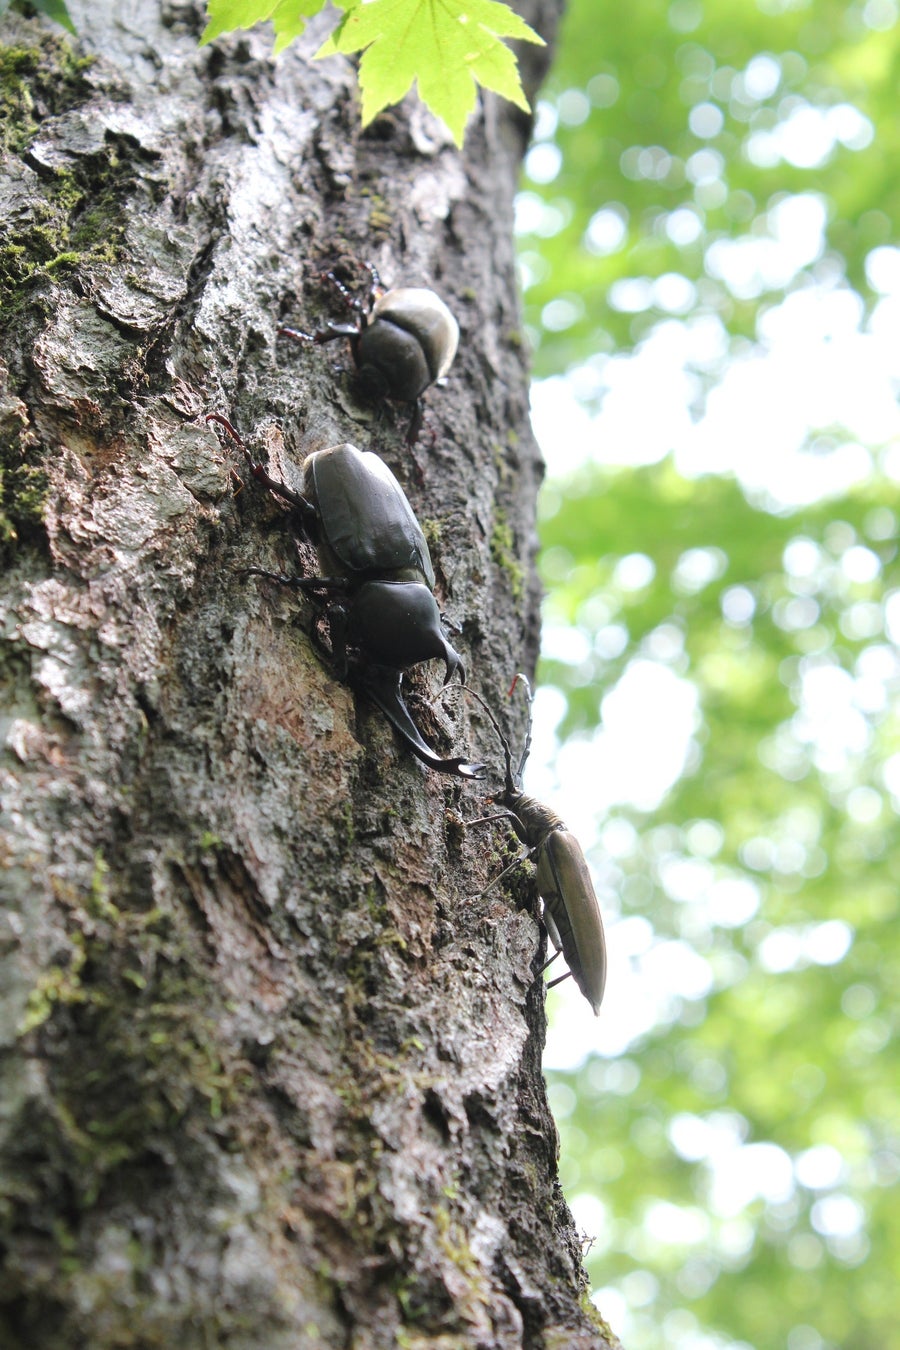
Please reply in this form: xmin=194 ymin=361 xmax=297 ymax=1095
xmin=466 ymin=683 xmax=517 ymax=797
xmin=429 ymin=680 xmax=541 ymax=892
xmin=431 ymin=669 xmax=531 ymax=793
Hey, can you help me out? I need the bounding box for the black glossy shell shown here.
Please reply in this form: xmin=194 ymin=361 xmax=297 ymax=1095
xmin=348 ymin=581 xmax=459 ymax=673
xmin=305 ymin=444 xmax=435 ymax=587
xmin=358 ymin=287 xmax=459 ymax=401
xmin=373 ymin=288 xmax=458 ymax=378
xmin=357 ymin=321 xmax=432 ymax=402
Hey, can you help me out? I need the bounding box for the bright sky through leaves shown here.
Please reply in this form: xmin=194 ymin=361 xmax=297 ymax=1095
xmin=518 ymin=1 xmax=900 ymax=1346
xmin=202 ymin=0 xmax=544 ymax=141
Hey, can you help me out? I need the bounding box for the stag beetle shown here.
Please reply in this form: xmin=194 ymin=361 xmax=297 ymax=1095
xmin=206 ymin=414 xmax=484 ymax=780
xmin=459 ymin=678 xmax=607 ymax=1015
xmin=279 ymin=262 xmax=459 ymax=446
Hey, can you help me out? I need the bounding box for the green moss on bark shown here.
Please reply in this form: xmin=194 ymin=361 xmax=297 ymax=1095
xmin=0 ymin=33 xmax=138 ymax=332
xmin=490 ymin=509 xmax=526 ymax=603
xmin=0 ymin=858 xmax=255 ymax=1340
xmin=0 ymin=35 xmax=93 ymax=154
xmin=0 ymin=394 xmax=47 ymax=557
xmin=0 ymin=30 xmax=153 ymax=560
xmin=0 ymin=148 xmax=132 ymax=321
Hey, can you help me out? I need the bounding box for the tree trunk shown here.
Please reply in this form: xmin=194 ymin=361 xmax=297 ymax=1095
xmin=0 ymin=2 xmax=616 ymax=1346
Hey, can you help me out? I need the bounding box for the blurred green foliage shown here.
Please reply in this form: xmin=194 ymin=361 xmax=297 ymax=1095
xmin=521 ymin=0 xmax=900 ymax=371
xmin=521 ymin=2 xmax=900 ymax=1348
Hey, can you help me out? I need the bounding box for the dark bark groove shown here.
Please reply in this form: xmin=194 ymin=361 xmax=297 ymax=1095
xmin=0 ymin=2 xmax=617 ymax=1346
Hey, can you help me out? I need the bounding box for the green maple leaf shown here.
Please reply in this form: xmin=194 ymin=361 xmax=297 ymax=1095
xmin=2 ymin=0 xmax=77 ymax=32
xmin=200 ymin=0 xmax=328 ymax=53
xmin=317 ymin=0 xmax=545 ymax=144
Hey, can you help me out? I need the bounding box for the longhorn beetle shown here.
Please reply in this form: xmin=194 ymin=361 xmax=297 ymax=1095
xmin=206 ymin=414 xmax=484 ymax=780
xmin=459 ymin=677 xmax=608 ymax=1015
xmin=279 ymin=262 xmax=459 ymax=447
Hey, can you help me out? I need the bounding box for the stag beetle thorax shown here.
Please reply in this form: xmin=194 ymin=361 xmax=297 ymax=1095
xmin=348 ymin=580 xmax=461 ymax=676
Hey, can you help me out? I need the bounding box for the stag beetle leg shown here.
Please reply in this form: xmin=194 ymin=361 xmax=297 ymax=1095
xmin=322 ymin=267 xmax=371 ymax=314
xmin=240 ymin=569 xmax=348 ymax=595
xmin=321 ymin=603 xmax=350 ymax=679
xmin=279 ymin=320 xmax=361 ymax=347
xmin=405 ymin=399 xmax=424 ymax=448
xmin=277 ymin=325 xmax=313 ymax=344
xmin=249 ymin=465 xmax=314 ymax=515
xmin=361 ymin=260 xmax=384 ymax=305
xmin=206 ymin=414 xmax=314 ymax=517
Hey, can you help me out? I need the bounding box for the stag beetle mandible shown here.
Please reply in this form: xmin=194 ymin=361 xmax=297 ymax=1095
xmin=460 ymin=678 xmax=608 ymax=1015
xmin=279 ymin=262 xmax=459 ymax=446
xmin=206 ymin=414 xmax=484 ymax=780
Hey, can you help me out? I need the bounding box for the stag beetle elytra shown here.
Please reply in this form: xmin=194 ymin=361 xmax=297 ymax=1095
xmin=459 ymin=678 xmax=608 ymax=1015
xmin=279 ymin=262 xmax=459 ymax=446
xmin=206 ymin=414 xmax=484 ymax=780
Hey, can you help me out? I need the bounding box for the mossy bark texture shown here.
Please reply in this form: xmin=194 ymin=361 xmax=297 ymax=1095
xmin=0 ymin=2 xmax=616 ymax=1347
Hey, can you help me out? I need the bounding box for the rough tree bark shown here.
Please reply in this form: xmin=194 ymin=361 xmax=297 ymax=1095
xmin=0 ymin=2 xmax=617 ymax=1346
